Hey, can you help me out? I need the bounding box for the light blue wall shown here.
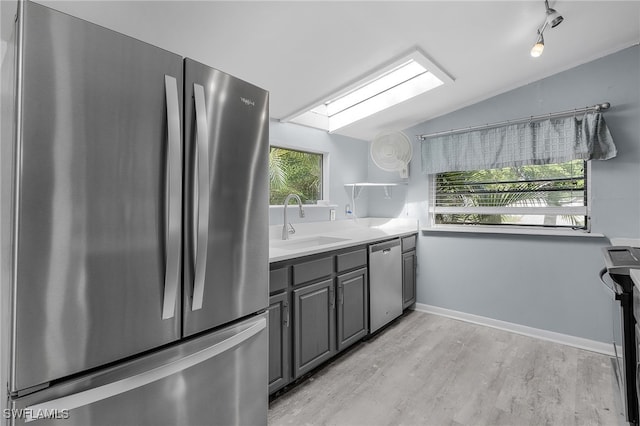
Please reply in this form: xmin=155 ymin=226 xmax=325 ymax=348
xmin=370 ymin=46 xmax=640 ymax=343
xmin=269 ymin=119 xmax=369 ymax=225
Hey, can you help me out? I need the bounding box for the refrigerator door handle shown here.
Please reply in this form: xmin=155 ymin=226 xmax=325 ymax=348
xmin=192 ymin=83 xmax=210 ymax=311
xmin=22 ymin=317 xmax=266 ymax=422
xmin=162 ymin=75 xmax=182 ymax=320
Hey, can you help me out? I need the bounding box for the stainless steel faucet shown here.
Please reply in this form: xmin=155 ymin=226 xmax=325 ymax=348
xmin=282 ymin=194 xmax=305 ymax=240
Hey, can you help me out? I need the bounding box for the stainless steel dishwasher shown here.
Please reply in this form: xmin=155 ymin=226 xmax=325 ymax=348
xmin=369 ymin=239 xmax=403 ymax=333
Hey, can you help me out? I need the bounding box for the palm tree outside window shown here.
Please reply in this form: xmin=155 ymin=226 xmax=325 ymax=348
xmin=433 ymin=160 xmax=588 ymax=229
xmin=269 ymin=147 xmax=323 ymax=205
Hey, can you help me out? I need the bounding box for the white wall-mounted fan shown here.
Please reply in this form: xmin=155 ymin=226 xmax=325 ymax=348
xmin=370 ymin=131 xmax=413 ymax=178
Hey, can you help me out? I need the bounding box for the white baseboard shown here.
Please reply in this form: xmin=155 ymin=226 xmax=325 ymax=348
xmin=414 ymin=303 xmax=615 ymax=357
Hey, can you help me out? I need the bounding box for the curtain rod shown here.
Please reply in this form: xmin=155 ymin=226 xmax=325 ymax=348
xmin=417 ymin=102 xmax=611 ymax=141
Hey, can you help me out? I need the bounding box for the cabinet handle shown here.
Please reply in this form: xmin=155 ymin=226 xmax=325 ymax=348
xmin=329 ymin=286 xmax=335 ymax=309
xmin=339 ymin=284 xmax=344 ymax=305
xmin=283 ymin=301 xmax=289 ymax=328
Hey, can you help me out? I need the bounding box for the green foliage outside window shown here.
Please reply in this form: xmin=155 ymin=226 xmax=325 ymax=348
xmin=269 ymin=147 xmax=322 ymax=205
xmin=435 ymin=160 xmax=586 ymax=228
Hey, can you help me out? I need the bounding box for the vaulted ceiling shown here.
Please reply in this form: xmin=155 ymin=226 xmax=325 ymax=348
xmin=5 ymin=1 xmax=640 ymax=141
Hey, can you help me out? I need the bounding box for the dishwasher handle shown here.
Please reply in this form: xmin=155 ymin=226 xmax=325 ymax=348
xmin=369 ymin=239 xmax=400 ymax=253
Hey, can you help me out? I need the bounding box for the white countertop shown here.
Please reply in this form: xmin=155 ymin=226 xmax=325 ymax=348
xmin=269 ymin=218 xmax=419 ymax=262
xmin=610 ymin=237 xmax=640 ymax=247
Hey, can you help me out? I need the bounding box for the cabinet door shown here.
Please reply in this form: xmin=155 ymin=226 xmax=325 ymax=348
xmin=402 ymin=251 xmax=417 ymax=309
xmin=268 ymin=292 xmax=290 ymax=394
xmin=337 ymin=268 xmax=368 ymax=352
xmin=292 ymin=279 xmax=336 ymax=378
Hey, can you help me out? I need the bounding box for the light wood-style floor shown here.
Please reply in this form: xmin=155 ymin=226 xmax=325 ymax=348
xmin=268 ymin=310 xmax=623 ymax=426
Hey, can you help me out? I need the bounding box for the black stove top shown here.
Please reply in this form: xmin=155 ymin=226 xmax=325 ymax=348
xmin=603 ymin=246 xmax=640 ymax=275
xmin=602 ymin=246 xmax=640 ymax=293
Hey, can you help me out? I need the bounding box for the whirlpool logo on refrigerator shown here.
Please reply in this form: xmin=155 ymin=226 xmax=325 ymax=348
xmin=240 ymin=97 xmax=255 ymax=107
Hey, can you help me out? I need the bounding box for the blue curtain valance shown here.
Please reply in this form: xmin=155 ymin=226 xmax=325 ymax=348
xmin=421 ymin=113 xmax=616 ymax=174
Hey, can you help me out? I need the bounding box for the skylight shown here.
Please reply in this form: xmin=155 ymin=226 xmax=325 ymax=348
xmin=283 ymin=50 xmax=453 ymax=133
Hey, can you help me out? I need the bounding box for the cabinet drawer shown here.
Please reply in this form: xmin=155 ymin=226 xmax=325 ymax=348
xmin=336 ymin=248 xmax=367 ymax=273
xmin=401 ymin=235 xmax=416 ymax=253
xmin=292 ymin=256 xmax=333 ymax=286
xmin=270 ymin=266 xmax=289 ymax=294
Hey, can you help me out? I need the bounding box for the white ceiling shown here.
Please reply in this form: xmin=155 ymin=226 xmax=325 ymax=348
xmin=5 ymin=1 xmax=640 ymax=141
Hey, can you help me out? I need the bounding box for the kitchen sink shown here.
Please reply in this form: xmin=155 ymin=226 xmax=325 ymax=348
xmin=270 ymin=236 xmax=350 ymax=250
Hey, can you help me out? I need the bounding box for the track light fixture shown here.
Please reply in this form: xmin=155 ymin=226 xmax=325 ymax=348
xmin=545 ymin=0 xmax=564 ymax=28
xmin=530 ymin=30 xmax=544 ymax=58
xmin=530 ymin=0 xmax=563 ymax=58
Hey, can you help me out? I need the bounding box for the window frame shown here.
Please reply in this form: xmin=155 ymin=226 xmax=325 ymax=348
xmin=426 ymin=160 xmax=593 ymax=235
xmin=268 ymin=144 xmax=329 ymax=207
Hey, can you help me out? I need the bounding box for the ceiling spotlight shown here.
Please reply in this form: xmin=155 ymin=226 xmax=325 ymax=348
xmin=530 ymin=31 xmax=545 ymax=57
xmin=544 ymin=0 xmax=564 ymax=28
xmin=530 ymin=1 xmax=563 ymax=58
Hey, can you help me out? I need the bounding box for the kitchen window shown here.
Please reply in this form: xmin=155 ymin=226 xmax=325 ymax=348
xmin=430 ymin=159 xmax=589 ymax=230
xmin=269 ymin=146 xmax=323 ymax=205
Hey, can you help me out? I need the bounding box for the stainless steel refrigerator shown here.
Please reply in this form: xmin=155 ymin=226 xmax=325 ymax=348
xmin=0 ymin=2 xmax=269 ymax=424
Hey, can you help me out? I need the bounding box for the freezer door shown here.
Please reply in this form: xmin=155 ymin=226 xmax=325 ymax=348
xmin=8 ymin=313 xmax=268 ymax=426
xmin=183 ymin=58 xmax=269 ymax=336
xmin=11 ymin=2 xmax=183 ymax=392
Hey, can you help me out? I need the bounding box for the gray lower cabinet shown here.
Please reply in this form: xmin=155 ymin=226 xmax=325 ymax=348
xmin=401 ymin=234 xmax=417 ymax=310
xmin=336 ymin=267 xmax=368 ymax=351
xmin=268 ymin=291 xmax=290 ymax=394
xmin=292 ymin=278 xmax=336 ymax=379
xmin=402 ymin=250 xmax=416 ymax=309
xmin=269 ymin=245 xmax=371 ymax=394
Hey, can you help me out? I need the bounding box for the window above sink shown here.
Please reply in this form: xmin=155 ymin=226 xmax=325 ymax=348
xmin=269 ymin=146 xmax=325 ymax=206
